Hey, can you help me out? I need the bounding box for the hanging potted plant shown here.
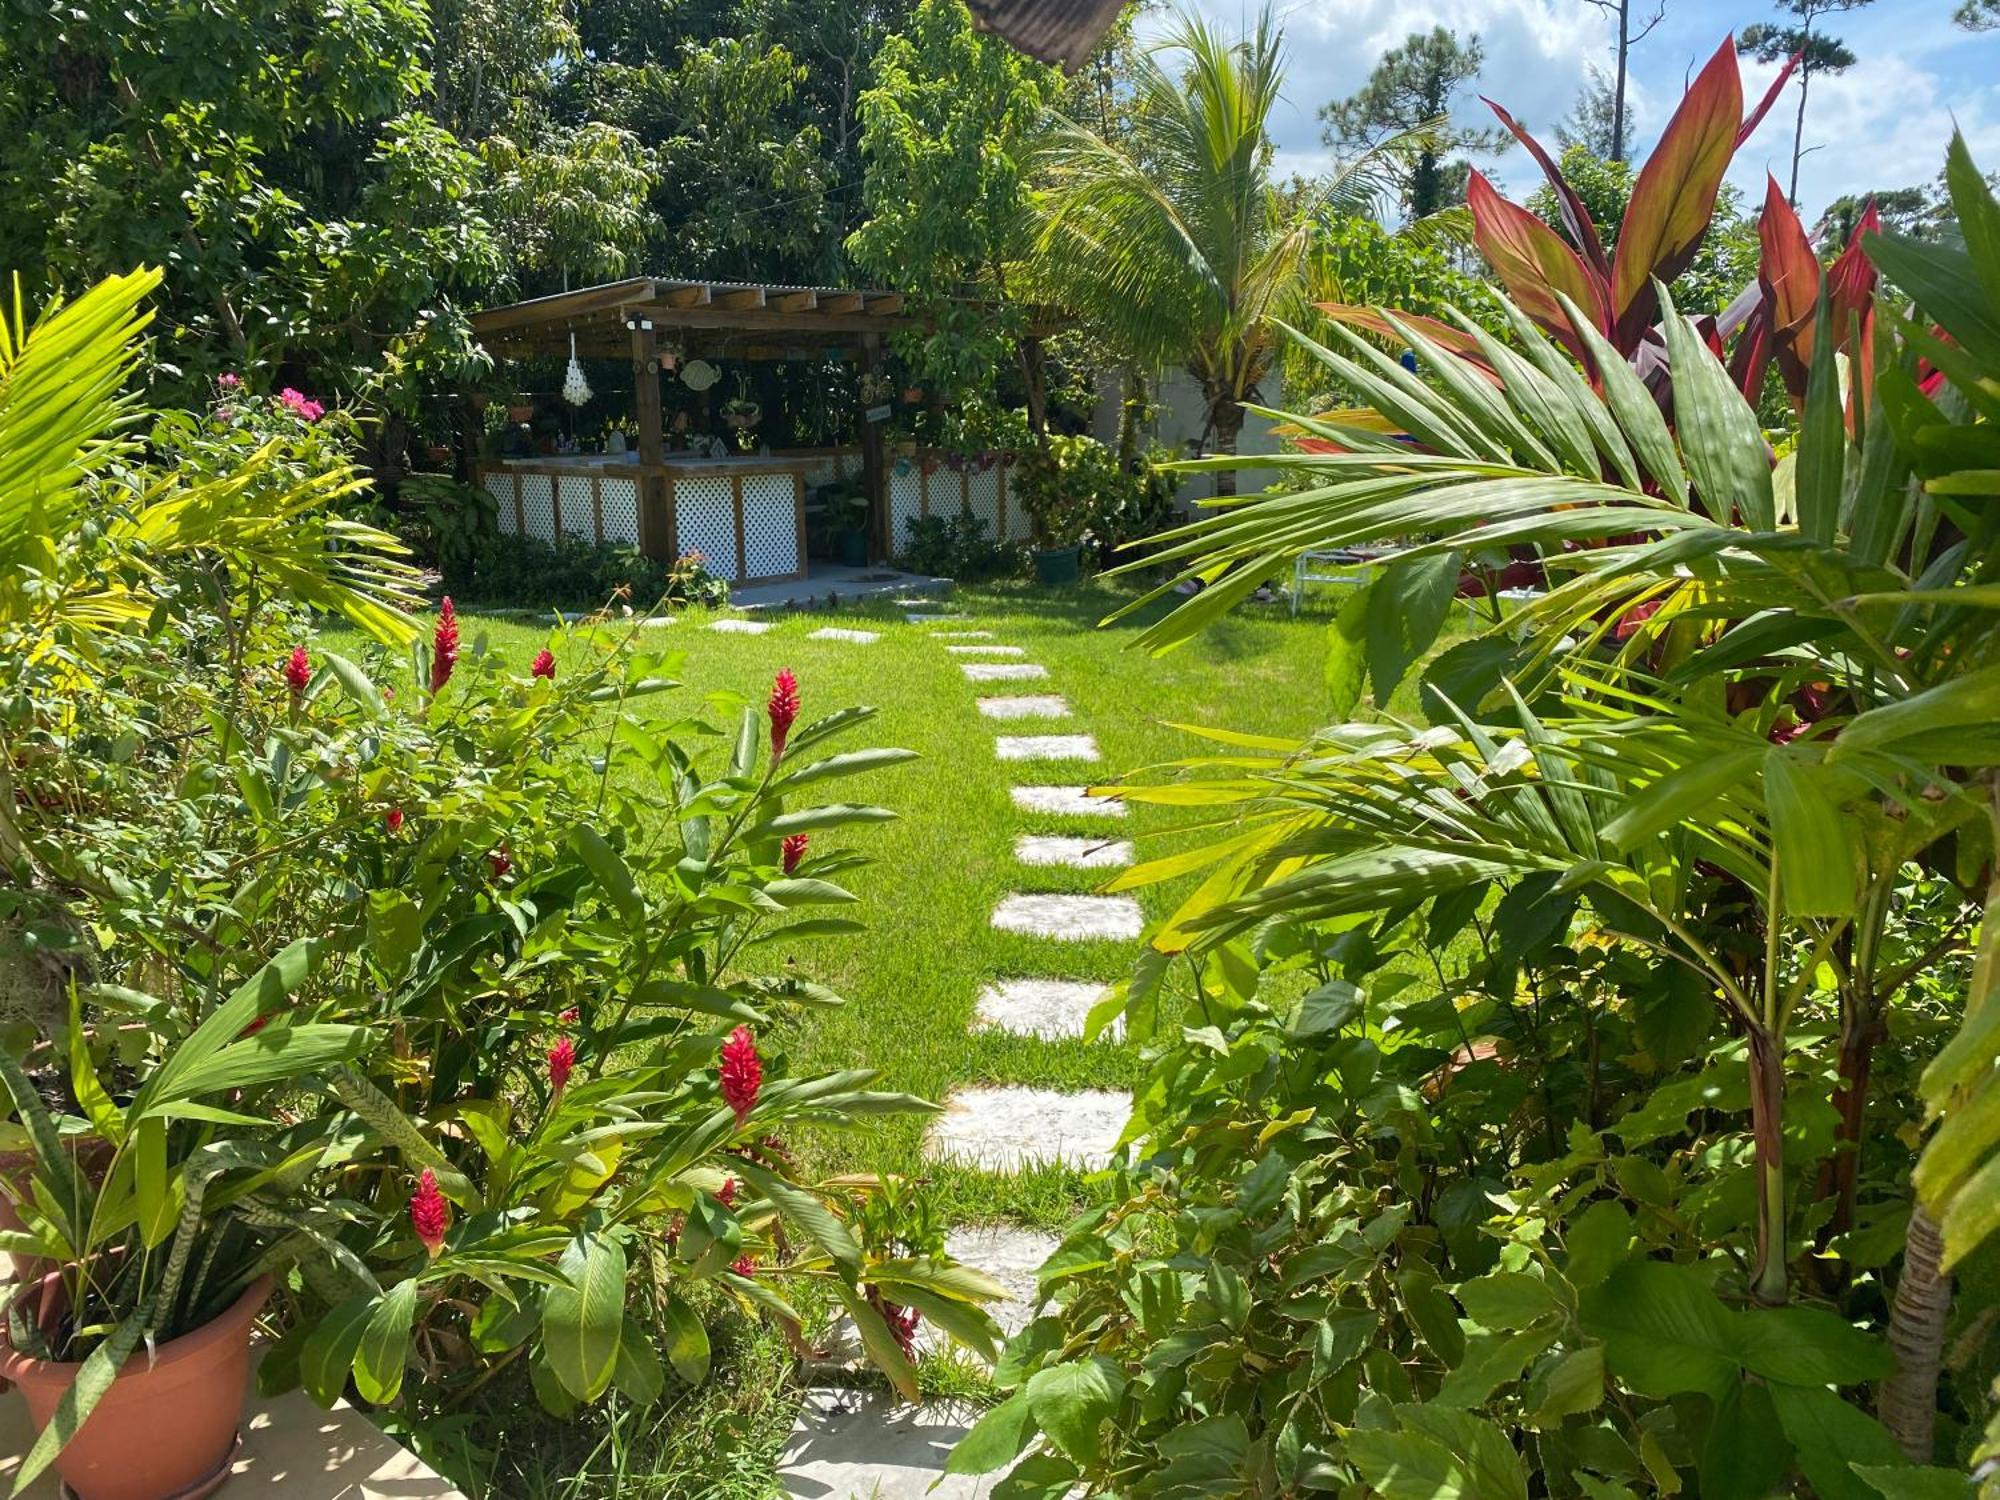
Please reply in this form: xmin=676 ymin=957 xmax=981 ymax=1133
xmin=506 ymin=390 xmax=535 ymax=424
xmin=720 ymin=375 xmax=762 ymax=451
xmin=0 ymin=951 xmax=374 ymax=1500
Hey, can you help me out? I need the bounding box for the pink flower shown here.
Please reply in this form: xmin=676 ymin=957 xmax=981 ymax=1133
xmin=548 ymin=1035 xmax=575 ymax=1094
xmin=217 ymin=372 xmax=242 ymax=389
xmin=531 ymin=648 xmax=556 ymax=680
xmin=488 ymin=845 xmax=512 ymax=881
xmin=559 ymin=1007 xmax=579 ymax=1026
xmin=781 ymin=833 xmax=808 ymax=875
xmin=884 ymin=1300 xmax=920 ymax=1357
xmin=430 ymin=597 xmax=459 ymax=694
xmin=385 ymin=807 xmax=405 ymax=833
xmin=729 ymin=1255 xmax=756 ymax=1278
xmin=279 ymin=387 xmax=324 ymax=422
xmin=768 ymin=669 xmax=800 ymax=761
xmin=720 ymin=1026 xmax=762 ymax=1126
xmin=410 ymin=1169 xmax=451 ymax=1258
xmin=283 ymin=646 xmax=311 ymax=695
xmin=717 ymin=1175 xmax=737 ymax=1208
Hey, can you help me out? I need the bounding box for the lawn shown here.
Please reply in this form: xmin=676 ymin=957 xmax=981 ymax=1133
xmin=329 ymin=576 xmax=1340 ymax=1496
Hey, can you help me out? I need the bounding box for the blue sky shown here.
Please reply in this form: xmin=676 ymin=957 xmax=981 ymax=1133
xmin=1158 ymin=0 xmax=2000 ymax=224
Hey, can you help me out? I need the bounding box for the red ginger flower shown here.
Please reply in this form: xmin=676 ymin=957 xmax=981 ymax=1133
xmin=531 ymin=648 xmax=556 ymax=680
xmin=559 ymin=1007 xmax=579 ymax=1026
xmin=717 ymin=1175 xmax=737 ymax=1208
xmin=488 ymin=845 xmax=512 ymax=880
xmin=720 ymin=1026 xmax=761 ymax=1125
xmin=430 ymin=596 xmax=460 ymax=694
xmin=283 ymin=646 xmax=311 ymax=695
xmin=548 ymin=1034 xmax=576 ymax=1094
xmin=729 ymin=1255 xmax=756 ymax=1278
xmin=768 ymin=669 xmax=800 ymax=760
xmin=385 ymin=807 xmax=405 ymax=833
xmin=781 ymin=833 xmax=808 ymax=874
xmin=410 ymin=1169 xmax=451 ymax=1258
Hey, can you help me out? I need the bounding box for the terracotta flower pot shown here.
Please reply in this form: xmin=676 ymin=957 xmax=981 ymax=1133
xmin=1 ymin=1271 xmax=271 ymax=1500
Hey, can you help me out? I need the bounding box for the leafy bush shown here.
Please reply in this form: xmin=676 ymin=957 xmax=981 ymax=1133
xmin=448 ymin=529 xmax=729 ymax=611
xmin=894 ymin=513 xmax=1020 ymax=581
xmin=1013 ymin=434 xmax=1170 ymax=555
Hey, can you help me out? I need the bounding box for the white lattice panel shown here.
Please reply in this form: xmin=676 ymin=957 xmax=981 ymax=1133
xmin=802 ymin=456 xmax=838 ymax=489
xmin=520 ymin=473 xmax=556 ymax=543
xmin=483 ymin=471 xmax=518 ymax=534
xmin=674 ymin=474 xmax=738 ymax=580
xmin=1003 ymin=462 xmax=1033 ymax=542
xmin=889 ymin=463 xmax=924 ymax=550
xmin=967 ymin=465 xmax=1001 ymax=539
xmin=742 ymin=474 xmax=799 ymax=580
xmin=600 ymin=476 xmax=640 ymax=546
xmin=556 ymin=474 xmax=595 ymax=541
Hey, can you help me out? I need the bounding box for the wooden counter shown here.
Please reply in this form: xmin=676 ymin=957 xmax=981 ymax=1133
xmin=475 ymin=458 xmax=807 ymax=584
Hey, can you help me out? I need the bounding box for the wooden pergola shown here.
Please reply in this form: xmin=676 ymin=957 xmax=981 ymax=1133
xmin=470 ymin=277 xmax=921 ymax=566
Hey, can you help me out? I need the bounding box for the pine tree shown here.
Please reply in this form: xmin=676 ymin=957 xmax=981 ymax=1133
xmin=1317 ymin=28 xmax=1507 ymax=221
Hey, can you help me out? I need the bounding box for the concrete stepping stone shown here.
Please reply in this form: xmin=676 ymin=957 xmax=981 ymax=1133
xmin=996 ymin=734 xmax=1099 ymax=762
xmin=974 ymin=978 xmax=1119 ymax=1040
xmin=991 ymin=893 xmax=1143 ymax=941
xmin=1015 ymin=834 xmax=1132 ymax=869
xmin=808 ymin=627 xmax=879 ymax=643
xmin=892 ymin=596 xmax=950 ymax=609
xmin=907 ymin=612 xmax=967 ymax=625
xmin=925 ymin=1085 xmax=1132 ymax=1171
xmin=779 ymin=1389 xmax=996 ymax=1500
xmin=945 ymin=644 xmax=1025 ymax=657
xmin=937 ymin=630 xmax=995 ymax=640
xmin=707 ymin=618 xmax=774 ymax=635
xmin=963 ymin=662 xmax=1048 ymax=682
xmin=1010 ymin=785 xmax=1125 ymax=818
xmin=977 ymin=695 xmax=1070 ymax=720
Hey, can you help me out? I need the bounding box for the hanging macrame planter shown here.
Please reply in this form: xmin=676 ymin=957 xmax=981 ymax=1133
xmin=562 ymin=332 xmax=593 ymax=408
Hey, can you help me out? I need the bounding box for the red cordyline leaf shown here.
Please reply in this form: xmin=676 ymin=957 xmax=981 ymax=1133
xmin=1481 ymin=95 xmax=1611 ymax=280
xmin=1314 ymin=303 xmax=1502 ymax=382
xmin=1757 ymin=174 xmax=1822 ymax=396
xmin=1467 ymin=171 xmax=1611 ymax=357
xmin=1828 ymin=202 xmax=1882 ymax=425
xmin=410 ymin=1169 xmax=451 ymax=1258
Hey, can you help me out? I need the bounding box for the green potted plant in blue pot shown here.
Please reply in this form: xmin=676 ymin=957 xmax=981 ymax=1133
xmin=1017 ymin=446 xmax=1089 ymax=587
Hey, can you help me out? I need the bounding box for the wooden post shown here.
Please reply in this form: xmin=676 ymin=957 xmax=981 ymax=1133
xmin=859 ymin=333 xmax=887 ymax=562
xmin=632 ymin=318 xmax=667 ymax=558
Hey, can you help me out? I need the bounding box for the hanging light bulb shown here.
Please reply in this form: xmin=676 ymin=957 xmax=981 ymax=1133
xmin=562 ymin=331 xmax=593 ymax=408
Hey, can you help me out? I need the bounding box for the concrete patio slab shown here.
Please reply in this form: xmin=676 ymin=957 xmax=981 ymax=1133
xmin=974 ymin=978 xmax=1119 ymax=1040
xmin=991 ymin=893 xmax=1143 ymax=942
xmin=925 ymin=1085 xmax=1131 ymax=1171
xmin=1014 ymin=834 xmax=1132 ymax=869
xmin=995 ymin=734 xmax=1099 ymax=762
xmin=808 ymin=627 xmax=879 ymax=643
xmin=944 ymin=644 xmax=1024 ymax=657
xmin=1009 ymin=785 xmax=1125 ymax=818
xmin=962 ymin=662 xmax=1048 ymax=681
xmin=778 ymin=1389 xmax=1000 ymax=1500
xmin=977 ymin=695 xmax=1070 ymax=720
xmin=707 ymin=618 xmax=774 ymax=635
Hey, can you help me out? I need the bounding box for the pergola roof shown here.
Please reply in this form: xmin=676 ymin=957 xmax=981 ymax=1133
xmin=472 ymin=277 xmax=915 ymax=360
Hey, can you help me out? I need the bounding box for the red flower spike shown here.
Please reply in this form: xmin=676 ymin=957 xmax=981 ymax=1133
xmin=488 ymin=845 xmax=512 ymax=881
xmin=410 ymin=1169 xmax=451 ymax=1258
xmin=548 ymin=1035 xmax=575 ymax=1094
xmin=430 ymin=597 xmax=460 ymax=695
xmin=717 ymin=1175 xmax=737 ymax=1208
xmin=385 ymin=808 xmax=405 ymax=834
xmin=730 ymin=1255 xmax=756 ymax=1278
xmin=781 ymin=833 xmax=809 ymax=875
xmin=559 ymin=1007 xmax=579 ymax=1026
xmin=531 ymin=648 xmax=556 ymax=680
xmin=768 ymin=669 xmax=800 ymax=760
xmin=720 ymin=1025 xmax=762 ymax=1125
xmin=283 ymin=647 xmax=311 ymax=695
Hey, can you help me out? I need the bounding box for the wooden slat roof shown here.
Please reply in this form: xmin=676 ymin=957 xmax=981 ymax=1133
xmin=473 ymin=277 xmax=914 ymax=357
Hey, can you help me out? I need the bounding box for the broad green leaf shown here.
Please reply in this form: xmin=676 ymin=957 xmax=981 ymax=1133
xmin=352 ymin=1278 xmax=418 ymax=1405
xmin=1701 ymin=1381 xmax=1793 ymax=1500
xmin=1024 ymin=1356 xmax=1126 ymax=1467
xmin=1854 ymin=1464 xmax=1980 ymax=1499
xmin=1344 ymin=1427 xmax=1467 ymax=1499
xmin=161 ymin=1024 xmax=374 ymax=1102
xmin=301 ymin=1288 xmax=377 ymax=1408
xmin=136 ymin=939 xmax=324 ymax=1114
xmin=321 ymin=652 xmax=387 ymax=717
xmin=1656 ymin=281 xmax=1773 ymax=529
xmin=1768 ymin=1385 xmax=1907 ymax=1500
xmin=658 ymin=1293 xmax=711 ymax=1385
xmin=543 ymin=1233 xmax=627 ymax=1402
xmin=1794 ymin=294 xmax=1845 ymax=543
xmin=571 ymin=827 xmax=646 ymax=924
xmin=946 ymin=1390 xmax=1039 ymax=1476
xmin=1762 ymin=749 xmax=1859 ymax=917
xmin=1732 ymin=1305 xmax=1893 ymax=1385
xmin=613 ymin=1315 xmax=666 ymax=1405
xmin=1579 ymin=1260 xmax=1736 ymax=1399
xmin=1394 ymin=1406 xmax=1527 ymax=1500
xmin=731 ymin=1159 xmax=861 ymax=1279
xmin=1455 ymin=1271 xmax=1561 ymax=1330
xmin=833 ymin=1282 xmax=918 ymax=1401
xmin=1529 ymin=1345 xmax=1605 ymax=1426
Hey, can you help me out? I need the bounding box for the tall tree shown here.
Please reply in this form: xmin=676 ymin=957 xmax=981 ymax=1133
xmin=1318 ymin=27 xmax=1507 ymax=220
xmin=1558 ymin=68 xmax=1622 ymax=158
xmin=1578 ymin=0 xmax=1667 ymax=161
xmin=1035 ymin=8 xmax=1424 ymax=489
xmin=1737 ymin=0 xmax=1874 ymax=206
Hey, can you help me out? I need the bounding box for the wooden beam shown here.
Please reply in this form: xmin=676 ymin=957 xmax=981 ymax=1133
xmin=471 ymin=279 xmax=653 ymax=337
xmin=663 ymin=284 xmax=711 ymax=308
xmin=816 ymin=293 xmax=862 ymax=315
xmin=712 ymin=288 xmax=766 ymax=311
xmin=862 ymin=293 xmax=904 ymax=316
xmin=767 ymin=290 xmax=817 ymax=313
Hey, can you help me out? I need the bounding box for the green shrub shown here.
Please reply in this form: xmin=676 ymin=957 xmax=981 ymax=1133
xmin=894 ymin=513 xmax=1020 ymax=581
xmin=1013 ymin=434 xmax=1172 ymax=554
xmin=448 ymin=529 xmax=729 ymax=611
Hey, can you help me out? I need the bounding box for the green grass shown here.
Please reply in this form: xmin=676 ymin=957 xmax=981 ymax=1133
xmin=328 ymin=577 xmax=1340 ymax=1496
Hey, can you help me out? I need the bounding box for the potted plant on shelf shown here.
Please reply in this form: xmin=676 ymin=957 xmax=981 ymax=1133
xmin=1016 ymin=445 xmax=1090 ymax=586
xmin=0 ymin=948 xmax=374 ymax=1500
xmin=720 ymin=376 xmax=762 ymax=451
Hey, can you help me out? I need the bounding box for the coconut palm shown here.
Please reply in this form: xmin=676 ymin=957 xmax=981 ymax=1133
xmin=1029 ymin=7 xmax=1442 ymax=493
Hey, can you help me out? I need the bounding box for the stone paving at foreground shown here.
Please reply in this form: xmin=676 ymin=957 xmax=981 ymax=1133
xmin=783 ymin=597 xmax=1140 ymax=1500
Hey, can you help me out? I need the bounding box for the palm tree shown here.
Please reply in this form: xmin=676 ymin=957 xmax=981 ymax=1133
xmin=1029 ymin=7 xmax=1431 ymax=495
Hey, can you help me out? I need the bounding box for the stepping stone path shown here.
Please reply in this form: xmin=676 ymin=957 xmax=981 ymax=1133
xmin=992 ymin=892 xmax=1143 ymax=942
xmin=945 ymin=643 xmax=1025 ymax=657
xmin=937 ymin=630 xmax=995 ymax=640
xmin=908 ymin=612 xmax=966 ymax=625
xmin=977 ymin=694 xmax=1070 ymax=720
xmin=1010 ymin=785 xmax=1124 ymax=817
xmin=707 ymin=618 xmax=774 ymax=635
xmin=926 ymin=1085 xmax=1132 ymax=1171
xmin=995 ymin=733 xmax=1099 ymax=762
xmin=1015 ymin=834 xmax=1132 ymax=869
xmin=962 ymin=661 xmax=1049 ymax=681
xmin=974 ymin=978 xmax=1117 ymax=1040
xmin=808 ymin=626 xmax=879 ymax=643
